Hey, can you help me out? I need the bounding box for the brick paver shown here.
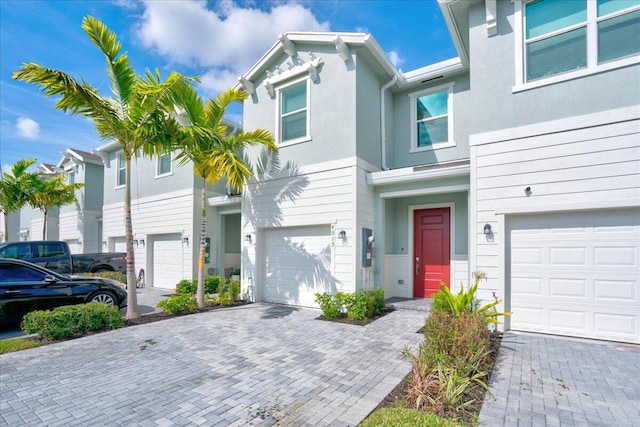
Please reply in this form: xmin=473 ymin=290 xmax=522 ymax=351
xmin=0 ymin=303 xmax=426 ymax=426
xmin=479 ymin=332 xmax=640 ymax=426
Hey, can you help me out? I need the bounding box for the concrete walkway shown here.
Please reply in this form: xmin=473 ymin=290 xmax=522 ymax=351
xmin=479 ymin=332 xmax=640 ymax=426
xmin=0 ymin=303 xmax=426 ymax=426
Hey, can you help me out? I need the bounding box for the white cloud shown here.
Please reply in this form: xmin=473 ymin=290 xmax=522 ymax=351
xmin=387 ymin=50 xmax=404 ymax=68
xmin=16 ymin=117 xmax=40 ymax=139
xmin=136 ymin=0 xmax=330 ymax=91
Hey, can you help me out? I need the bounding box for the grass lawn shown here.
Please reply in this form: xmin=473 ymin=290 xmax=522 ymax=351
xmin=360 ymin=406 xmax=465 ymax=427
xmin=0 ymin=337 xmax=41 ymax=354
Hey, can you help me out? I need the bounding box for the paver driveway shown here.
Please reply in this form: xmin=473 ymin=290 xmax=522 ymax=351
xmin=479 ymin=332 xmax=640 ymax=426
xmin=0 ymin=303 xmax=426 ymax=426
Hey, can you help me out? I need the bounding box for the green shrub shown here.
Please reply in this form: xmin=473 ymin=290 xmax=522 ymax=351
xmin=216 ymin=292 xmax=231 ymax=306
xmin=176 ymin=277 xmax=221 ymax=295
xmin=157 ymin=295 xmax=198 ymax=315
xmin=431 ymin=271 xmax=510 ymax=324
xmin=314 ymin=292 xmax=343 ymax=319
xmin=21 ymin=303 xmax=124 ymax=341
xmin=229 ymin=280 xmax=241 ymax=302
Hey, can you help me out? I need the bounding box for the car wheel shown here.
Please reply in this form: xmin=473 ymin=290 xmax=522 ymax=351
xmin=89 ymin=291 xmax=116 ymax=305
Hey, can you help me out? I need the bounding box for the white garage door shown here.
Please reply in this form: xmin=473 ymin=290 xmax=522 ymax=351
xmin=509 ymin=209 xmax=640 ymax=344
xmin=264 ymin=225 xmax=333 ymax=307
xmin=113 ymin=237 xmax=126 ymax=252
xmin=152 ymin=234 xmax=183 ymax=289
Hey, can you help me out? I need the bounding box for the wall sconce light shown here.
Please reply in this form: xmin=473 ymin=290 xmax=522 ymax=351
xmin=102 ymin=240 xmax=107 ymax=247
xmin=338 ymin=230 xmax=346 ymax=239
xmin=134 ymin=239 xmax=139 ymax=248
xmin=524 ymin=186 xmax=532 ymax=196
xmin=78 ymin=240 xmax=83 ymax=246
xmin=244 ymin=234 xmax=252 ymax=243
xmin=483 ymin=224 xmax=492 ymax=235
xmin=140 ymin=239 xmax=145 ymax=247
xmin=182 ymin=236 xmax=189 ymax=246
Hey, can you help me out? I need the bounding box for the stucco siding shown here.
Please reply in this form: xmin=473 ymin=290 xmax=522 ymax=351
xmin=467 ymin=1 xmax=640 ymax=136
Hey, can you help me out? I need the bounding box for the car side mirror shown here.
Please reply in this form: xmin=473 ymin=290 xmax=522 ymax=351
xmin=44 ymin=275 xmax=58 ymax=284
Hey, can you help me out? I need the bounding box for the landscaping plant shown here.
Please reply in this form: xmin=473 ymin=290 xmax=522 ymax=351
xmin=315 ymin=289 xmax=386 ymax=321
xmin=21 ymin=303 xmax=124 ymax=341
xmin=157 ymin=295 xmax=198 ymax=315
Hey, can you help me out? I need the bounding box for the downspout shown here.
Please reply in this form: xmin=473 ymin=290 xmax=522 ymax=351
xmin=380 ymin=75 xmax=397 ymax=171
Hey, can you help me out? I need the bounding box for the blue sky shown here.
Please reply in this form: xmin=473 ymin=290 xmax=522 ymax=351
xmin=0 ymin=0 xmax=456 ymax=172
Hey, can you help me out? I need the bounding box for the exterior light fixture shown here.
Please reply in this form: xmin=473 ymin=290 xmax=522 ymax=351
xmin=102 ymin=240 xmax=107 ymax=247
xmin=244 ymin=234 xmax=252 ymax=243
xmin=140 ymin=239 xmax=145 ymax=247
xmin=338 ymin=230 xmax=346 ymax=239
xmin=524 ymin=186 xmax=532 ymax=196
xmin=134 ymin=239 xmax=139 ymax=248
xmin=484 ymin=224 xmax=492 ymax=235
xmin=182 ymin=236 xmax=189 ymax=246
xmin=78 ymin=241 xmax=83 ymax=246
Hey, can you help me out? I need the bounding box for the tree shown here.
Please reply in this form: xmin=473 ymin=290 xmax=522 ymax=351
xmin=13 ymin=16 xmax=194 ymax=319
xmin=0 ymin=159 xmax=39 ymax=242
xmin=171 ymin=86 xmax=276 ymax=308
xmin=29 ymin=174 xmax=84 ymax=240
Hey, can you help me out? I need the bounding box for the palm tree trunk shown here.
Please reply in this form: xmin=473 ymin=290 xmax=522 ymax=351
xmin=42 ymin=208 xmax=48 ymax=240
xmin=196 ymin=176 xmax=207 ymax=309
xmin=124 ymin=156 xmax=140 ymax=320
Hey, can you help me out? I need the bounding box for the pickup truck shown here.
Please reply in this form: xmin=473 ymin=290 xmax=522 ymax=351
xmin=0 ymin=241 xmax=126 ymax=275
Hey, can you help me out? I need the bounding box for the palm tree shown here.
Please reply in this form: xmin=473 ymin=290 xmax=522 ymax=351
xmin=29 ymin=174 xmax=84 ymax=240
xmin=13 ymin=16 xmax=194 ymax=319
xmin=171 ymin=86 xmax=276 ymax=308
xmin=0 ymin=158 xmax=38 ymax=242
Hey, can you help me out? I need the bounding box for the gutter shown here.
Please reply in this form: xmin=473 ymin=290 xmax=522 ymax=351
xmin=380 ymin=75 xmax=397 ymax=171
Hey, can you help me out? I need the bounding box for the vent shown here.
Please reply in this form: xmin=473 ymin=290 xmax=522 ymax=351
xmin=421 ymin=75 xmax=444 ymax=83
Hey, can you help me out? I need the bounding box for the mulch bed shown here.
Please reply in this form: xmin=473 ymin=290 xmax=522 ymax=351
xmin=372 ymin=330 xmax=503 ymax=425
xmin=316 ymin=307 xmax=395 ymax=326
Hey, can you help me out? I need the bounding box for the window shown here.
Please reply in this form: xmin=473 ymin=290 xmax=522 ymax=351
xmin=278 ymin=79 xmax=310 ymax=145
xmin=156 ymin=150 xmax=172 ymax=177
xmin=0 ymin=264 xmax=46 ymax=282
xmin=33 ymin=243 xmax=64 ymax=258
xmin=67 ymin=171 xmax=75 ymax=184
xmin=517 ymin=0 xmax=640 ymax=86
xmin=116 ymin=152 xmax=125 ymax=187
xmin=410 ymin=83 xmax=455 ymax=151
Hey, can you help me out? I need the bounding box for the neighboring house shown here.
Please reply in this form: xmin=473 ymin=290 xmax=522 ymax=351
xmin=56 ymin=148 xmax=104 ymax=254
xmin=235 ymin=0 xmax=640 ymax=344
xmin=0 ymin=212 xmax=19 ymax=243
xmin=94 ymin=141 xmax=242 ymax=289
xmin=18 ymin=163 xmax=60 ymax=241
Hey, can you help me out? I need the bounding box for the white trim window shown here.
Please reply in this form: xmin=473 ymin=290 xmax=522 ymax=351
xmin=156 ymin=150 xmax=172 ymax=177
xmin=277 ymin=78 xmax=310 ymax=146
xmin=67 ymin=170 xmax=75 ymax=184
xmin=515 ymin=0 xmax=640 ymax=89
xmin=116 ymin=152 xmax=125 ymax=188
xmin=409 ymin=83 xmax=455 ymax=152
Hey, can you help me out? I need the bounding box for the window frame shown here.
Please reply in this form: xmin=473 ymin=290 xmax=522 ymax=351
xmin=156 ymin=150 xmax=173 ymax=178
xmin=409 ymin=82 xmax=455 ymax=153
xmin=67 ymin=170 xmax=75 ymax=184
xmin=116 ymin=151 xmax=125 ymax=189
xmin=275 ymin=77 xmax=311 ymax=147
xmin=514 ymin=0 xmax=640 ymax=91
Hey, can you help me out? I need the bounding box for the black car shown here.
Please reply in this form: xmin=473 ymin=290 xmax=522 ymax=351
xmin=0 ymin=258 xmax=127 ymax=326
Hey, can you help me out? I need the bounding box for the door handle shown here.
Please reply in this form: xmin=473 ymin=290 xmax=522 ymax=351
xmin=415 ymin=256 xmax=420 ymax=275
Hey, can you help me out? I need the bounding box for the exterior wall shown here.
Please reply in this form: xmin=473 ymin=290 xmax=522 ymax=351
xmin=243 ymin=45 xmax=358 ymax=168
xmin=469 ymin=108 xmax=640 ymax=321
xmin=353 ymin=162 xmax=377 ymax=290
xmin=102 ymin=150 xmax=196 ymax=205
xmin=84 ymin=163 xmax=104 ymax=212
xmin=242 ymin=158 xmax=360 ymax=300
xmin=390 ymin=73 xmax=471 ymax=168
xmin=467 ymin=1 xmax=640 ymax=136
xmin=0 ymin=212 xmax=19 ymax=242
xmin=102 ymin=188 xmax=199 ymax=286
xmin=355 ymin=58 xmax=383 ymax=167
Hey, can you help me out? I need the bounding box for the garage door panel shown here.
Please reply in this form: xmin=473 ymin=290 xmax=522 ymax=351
xmin=152 ymin=234 xmax=182 ymax=289
xmin=264 ymin=225 xmax=333 ymax=307
xmin=509 ymin=208 xmax=640 ymax=344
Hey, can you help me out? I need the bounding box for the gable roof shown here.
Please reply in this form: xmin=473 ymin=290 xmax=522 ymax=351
xmin=56 ymin=147 xmax=104 ymax=169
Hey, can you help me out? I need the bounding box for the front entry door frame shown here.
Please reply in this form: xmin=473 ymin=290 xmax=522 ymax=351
xmin=408 ymin=202 xmax=455 ymax=298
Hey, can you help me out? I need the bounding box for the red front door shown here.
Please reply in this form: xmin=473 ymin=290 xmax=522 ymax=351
xmin=413 ymin=208 xmax=450 ymax=298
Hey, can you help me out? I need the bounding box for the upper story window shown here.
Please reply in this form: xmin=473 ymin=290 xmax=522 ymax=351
xmin=116 ymin=152 xmax=125 ymax=188
xmin=516 ymin=0 xmax=640 ymax=89
xmin=277 ymin=79 xmax=310 ymax=146
xmin=409 ymin=83 xmax=455 ymax=152
xmin=156 ymin=150 xmax=172 ymax=177
xmin=67 ymin=171 xmax=75 ymax=184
